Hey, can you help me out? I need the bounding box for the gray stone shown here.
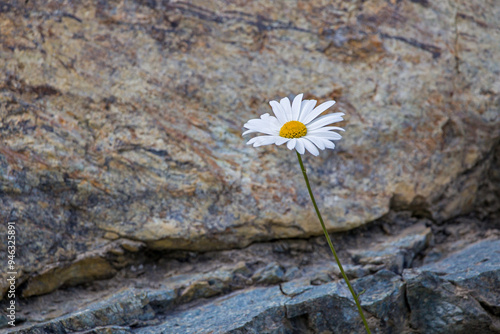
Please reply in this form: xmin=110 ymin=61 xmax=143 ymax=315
xmin=404 ymin=239 xmax=500 ymax=334
xmin=9 ymin=239 xmax=500 ymax=333
xmin=282 ymin=267 xmax=301 ymax=282
xmin=135 ymin=287 xmax=288 ymax=334
xmin=405 ymin=271 xmax=494 ymax=334
xmin=251 ymin=262 xmax=286 ymax=285
xmin=350 ymin=223 xmax=432 ymax=273
xmin=354 ymin=270 xmax=408 ymax=333
xmin=8 ymin=288 xmax=161 ymax=334
xmin=131 ymin=270 xmax=407 ymax=334
xmin=82 ymin=328 xmax=133 ymax=334
xmin=344 ymin=264 xmax=371 ymax=279
xmin=284 ymin=280 xmax=367 ymax=333
xmin=0 ymin=313 xmax=10 ymax=329
xmin=174 ymin=261 xmax=252 ymax=303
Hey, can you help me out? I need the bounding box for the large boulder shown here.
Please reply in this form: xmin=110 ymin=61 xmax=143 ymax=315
xmin=0 ymin=0 xmax=499 ymax=298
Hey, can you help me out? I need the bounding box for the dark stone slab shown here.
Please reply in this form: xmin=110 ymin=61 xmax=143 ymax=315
xmin=405 ymin=239 xmax=500 ymax=334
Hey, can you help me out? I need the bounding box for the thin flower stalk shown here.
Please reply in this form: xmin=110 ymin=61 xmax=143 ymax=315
xmin=296 ymin=151 xmax=371 ymax=334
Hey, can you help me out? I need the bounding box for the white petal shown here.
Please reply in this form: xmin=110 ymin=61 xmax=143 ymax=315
xmin=302 ymin=100 xmax=336 ymax=124
xmin=269 ymin=101 xmax=287 ymax=125
xmin=246 ymin=137 xmax=259 ymax=145
xmin=254 ymin=137 xmax=277 ymax=147
xmin=291 ymin=94 xmax=303 ymax=121
xmin=287 ymin=138 xmax=297 ymax=150
xmin=298 ymin=100 xmax=317 ymax=123
xmin=323 ymin=140 xmax=335 ymax=149
xmin=295 ymin=138 xmax=305 ymax=154
xmin=310 ymin=126 xmax=345 ymax=132
xmin=261 ymin=113 xmax=282 ymax=128
xmin=306 ymin=113 xmax=345 ymax=131
xmin=304 ymin=136 xmax=325 ymax=150
xmin=243 ymin=114 xmax=281 ymax=136
xmin=280 ymin=97 xmax=292 ymax=122
xmin=302 ymin=138 xmax=320 ymax=156
xmin=242 ymin=129 xmax=258 ymax=136
xmin=308 ymin=129 xmax=343 ymax=139
xmin=275 ymin=137 xmax=289 ymax=146
xmin=306 ymin=136 xmax=335 ymax=150
xmin=309 ymin=131 xmax=342 ymax=140
xmin=250 ymin=135 xmax=279 ymax=147
xmin=243 ymin=122 xmax=279 ymax=136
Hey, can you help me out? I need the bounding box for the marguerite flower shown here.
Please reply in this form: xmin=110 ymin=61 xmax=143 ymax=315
xmin=243 ymin=94 xmax=345 ymax=156
xmin=242 ymin=93 xmax=370 ymax=332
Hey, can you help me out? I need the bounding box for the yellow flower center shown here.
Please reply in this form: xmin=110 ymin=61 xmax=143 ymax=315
xmin=279 ymin=121 xmax=307 ymax=138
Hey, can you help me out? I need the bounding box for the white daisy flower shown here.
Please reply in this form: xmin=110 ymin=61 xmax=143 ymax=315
xmin=242 ymin=93 xmax=345 ymax=156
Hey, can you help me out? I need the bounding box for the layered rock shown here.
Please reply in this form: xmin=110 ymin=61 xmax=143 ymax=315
xmin=0 ymin=0 xmax=499 ymax=299
xmin=7 ymin=234 xmax=500 ymax=333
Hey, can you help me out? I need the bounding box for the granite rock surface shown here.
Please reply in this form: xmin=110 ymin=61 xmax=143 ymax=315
xmin=0 ymin=0 xmax=499 ymax=299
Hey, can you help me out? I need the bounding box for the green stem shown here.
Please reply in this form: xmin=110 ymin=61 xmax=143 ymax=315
xmin=296 ymin=151 xmax=371 ymax=334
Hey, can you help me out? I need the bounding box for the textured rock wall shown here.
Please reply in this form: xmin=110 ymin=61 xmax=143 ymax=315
xmin=0 ymin=0 xmax=499 ymax=298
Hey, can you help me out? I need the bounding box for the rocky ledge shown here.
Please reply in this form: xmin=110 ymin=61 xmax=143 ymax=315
xmin=3 ymin=213 xmax=500 ymax=333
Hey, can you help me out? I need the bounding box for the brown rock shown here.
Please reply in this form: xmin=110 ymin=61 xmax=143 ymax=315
xmin=22 ymin=257 xmax=116 ymax=298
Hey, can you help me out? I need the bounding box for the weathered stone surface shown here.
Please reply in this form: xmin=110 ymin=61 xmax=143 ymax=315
xmin=6 ymin=223 xmax=500 ymax=333
xmin=405 ymin=272 xmax=494 ymax=334
xmin=21 ymin=239 xmax=145 ymax=298
xmin=175 ymin=261 xmax=252 ymax=303
xmin=251 ymin=261 xmax=285 ymax=285
xmin=5 ymin=269 xmax=406 ymax=333
xmin=139 ymin=287 xmax=289 ymax=334
xmin=355 ymin=270 xmax=408 ymax=332
xmin=11 ymin=288 xmax=158 ymax=334
xmin=350 ymin=223 xmax=432 ymax=274
xmin=405 ymin=239 xmax=500 ymax=333
xmin=0 ymin=0 xmax=499 ymax=299
xmin=11 ymin=262 xmax=263 ymax=333
xmin=283 ymin=280 xmax=367 ymax=333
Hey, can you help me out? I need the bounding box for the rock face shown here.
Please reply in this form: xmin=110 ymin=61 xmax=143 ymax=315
xmin=350 ymin=222 xmax=432 ymax=274
xmin=0 ymin=0 xmax=499 ymax=301
xmin=405 ymin=239 xmax=500 ymax=334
